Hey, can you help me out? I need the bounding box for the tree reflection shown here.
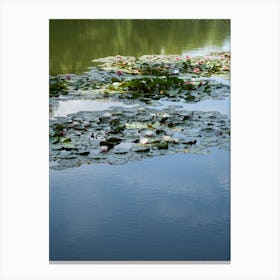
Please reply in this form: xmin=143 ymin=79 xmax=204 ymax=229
xmin=50 ymin=19 xmax=230 ymax=74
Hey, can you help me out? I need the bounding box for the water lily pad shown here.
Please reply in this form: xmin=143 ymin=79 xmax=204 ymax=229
xmin=61 ymin=137 xmax=71 ymax=143
xmin=78 ymin=150 xmax=90 ymax=156
xmin=132 ymin=146 xmax=151 ymax=153
xmin=157 ymin=142 xmax=169 ymax=149
xmin=144 ymin=130 xmax=154 ymax=137
xmin=50 ymin=53 xmax=230 ymax=170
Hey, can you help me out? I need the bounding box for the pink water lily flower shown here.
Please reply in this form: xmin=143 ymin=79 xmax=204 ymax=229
xmin=176 ymin=57 xmax=181 ymax=61
xmin=185 ymin=55 xmax=190 ymax=59
xmin=193 ymin=67 xmax=200 ymax=73
xmin=100 ymin=145 xmax=109 ymax=152
xmin=117 ymin=70 xmax=123 ymax=76
xmin=198 ymin=60 xmax=204 ymax=65
xmin=200 ymin=81 xmax=206 ymax=85
xmin=185 ymin=81 xmax=195 ymax=86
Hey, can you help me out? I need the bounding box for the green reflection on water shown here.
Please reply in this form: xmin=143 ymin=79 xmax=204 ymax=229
xmin=50 ymin=19 xmax=230 ymax=75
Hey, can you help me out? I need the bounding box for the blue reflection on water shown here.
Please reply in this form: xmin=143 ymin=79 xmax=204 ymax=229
xmin=50 ymin=148 xmax=230 ymax=261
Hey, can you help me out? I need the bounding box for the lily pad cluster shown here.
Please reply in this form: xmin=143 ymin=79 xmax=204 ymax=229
xmin=112 ymin=76 xmax=229 ymax=103
xmin=49 ymin=52 xmax=230 ymax=169
xmin=49 ymin=76 xmax=69 ymax=97
xmin=49 ymin=73 xmax=108 ymax=97
xmin=50 ymin=105 xmax=230 ymax=170
xmin=49 ymin=52 xmax=230 ymax=104
xmin=92 ymin=52 xmax=230 ymax=77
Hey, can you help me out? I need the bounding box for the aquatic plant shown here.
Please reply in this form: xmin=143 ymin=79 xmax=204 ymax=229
xmin=49 ymin=51 xmax=230 ymax=169
xmin=49 ymin=77 xmax=68 ymax=96
xmin=49 ymin=105 xmax=230 ymax=170
xmin=92 ymin=52 xmax=230 ymax=77
xmin=120 ymin=76 xmax=184 ymax=93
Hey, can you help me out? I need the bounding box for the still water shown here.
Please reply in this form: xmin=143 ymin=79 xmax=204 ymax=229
xmin=51 ymin=97 xmax=230 ymax=118
xmin=50 ymin=149 xmax=230 ymax=261
xmin=50 ymin=99 xmax=137 ymax=118
xmin=49 ymin=19 xmax=230 ymax=261
xmin=50 ymin=19 xmax=230 ymax=75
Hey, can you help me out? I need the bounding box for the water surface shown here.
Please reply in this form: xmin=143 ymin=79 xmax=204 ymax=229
xmin=156 ymin=97 xmax=230 ymax=115
xmin=51 ymin=97 xmax=230 ymax=118
xmin=50 ymin=149 xmax=230 ymax=261
xmin=49 ymin=19 xmax=231 ymax=261
xmin=50 ymin=19 xmax=230 ymax=75
xmin=51 ymin=99 xmax=137 ymax=118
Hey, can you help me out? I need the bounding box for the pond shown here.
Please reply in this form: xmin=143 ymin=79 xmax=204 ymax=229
xmin=50 ymin=19 xmax=230 ymax=75
xmin=50 ymin=149 xmax=230 ymax=261
xmin=49 ymin=19 xmax=230 ymax=261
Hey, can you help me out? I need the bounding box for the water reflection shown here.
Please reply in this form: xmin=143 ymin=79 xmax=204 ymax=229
xmin=50 ymin=149 xmax=230 ymax=261
xmin=50 ymin=19 xmax=230 ymax=74
xmin=50 ymin=97 xmax=230 ymax=118
xmin=50 ymin=99 xmax=137 ymax=118
xmin=156 ymin=97 xmax=230 ymax=115
xmin=49 ymin=19 xmax=230 ymax=261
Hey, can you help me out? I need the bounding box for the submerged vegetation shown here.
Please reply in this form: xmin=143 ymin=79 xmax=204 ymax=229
xmin=49 ymin=52 xmax=230 ymax=169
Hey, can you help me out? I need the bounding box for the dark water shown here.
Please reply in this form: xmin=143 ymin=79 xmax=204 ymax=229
xmin=50 ymin=149 xmax=230 ymax=261
xmin=50 ymin=19 xmax=230 ymax=75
